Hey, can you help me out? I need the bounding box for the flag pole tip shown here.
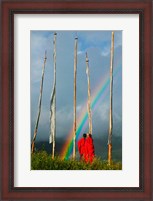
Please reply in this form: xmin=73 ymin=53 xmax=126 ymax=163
xmin=44 ymin=50 xmax=47 ymax=59
xmin=86 ymin=52 xmax=89 ymax=61
xmin=75 ymin=33 xmax=78 ymax=39
xmin=75 ymin=31 xmax=78 ymax=39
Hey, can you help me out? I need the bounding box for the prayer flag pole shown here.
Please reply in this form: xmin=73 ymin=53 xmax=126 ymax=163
xmin=31 ymin=51 xmax=47 ymax=153
xmin=85 ymin=52 xmax=92 ymax=134
xmin=72 ymin=36 xmax=78 ymax=159
xmin=108 ymin=31 xmax=114 ymax=164
xmin=50 ymin=33 xmax=57 ymax=159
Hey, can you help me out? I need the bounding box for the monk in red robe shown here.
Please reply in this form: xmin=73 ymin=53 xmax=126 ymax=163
xmin=85 ymin=133 xmax=95 ymax=163
xmin=77 ymin=133 xmax=87 ymax=160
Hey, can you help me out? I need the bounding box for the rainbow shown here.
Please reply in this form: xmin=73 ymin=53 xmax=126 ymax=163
xmin=61 ymin=62 xmax=121 ymax=159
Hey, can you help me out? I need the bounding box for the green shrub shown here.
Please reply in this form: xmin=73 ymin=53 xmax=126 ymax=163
xmin=31 ymin=151 xmax=122 ymax=170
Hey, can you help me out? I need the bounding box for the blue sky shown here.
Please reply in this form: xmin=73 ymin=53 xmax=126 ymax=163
xmin=30 ymin=31 xmax=122 ymax=144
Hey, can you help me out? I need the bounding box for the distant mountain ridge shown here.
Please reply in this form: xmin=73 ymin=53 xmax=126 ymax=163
xmin=35 ymin=135 xmax=122 ymax=161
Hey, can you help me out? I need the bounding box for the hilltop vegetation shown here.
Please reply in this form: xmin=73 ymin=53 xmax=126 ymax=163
xmin=34 ymin=135 xmax=122 ymax=161
xmin=31 ymin=150 xmax=122 ymax=170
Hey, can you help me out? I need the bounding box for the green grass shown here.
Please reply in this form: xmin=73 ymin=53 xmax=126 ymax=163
xmin=31 ymin=150 xmax=122 ymax=170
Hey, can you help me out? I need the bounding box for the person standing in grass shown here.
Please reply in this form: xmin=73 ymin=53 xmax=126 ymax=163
xmin=85 ymin=133 xmax=95 ymax=163
xmin=77 ymin=133 xmax=87 ymax=160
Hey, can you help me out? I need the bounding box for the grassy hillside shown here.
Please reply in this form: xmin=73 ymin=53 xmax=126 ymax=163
xmin=31 ymin=151 xmax=122 ymax=170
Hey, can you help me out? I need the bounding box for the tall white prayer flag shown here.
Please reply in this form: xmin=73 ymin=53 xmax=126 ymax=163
xmin=49 ymin=86 xmax=55 ymax=144
xmin=85 ymin=52 xmax=92 ymax=134
xmin=49 ymin=33 xmax=57 ymax=159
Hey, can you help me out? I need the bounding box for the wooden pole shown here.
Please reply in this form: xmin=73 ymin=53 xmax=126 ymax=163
xmin=108 ymin=31 xmax=114 ymax=164
xmin=73 ymin=37 xmax=78 ymax=159
xmin=52 ymin=33 xmax=57 ymax=159
xmin=31 ymin=51 xmax=47 ymax=153
xmin=85 ymin=52 xmax=92 ymax=134
xmin=50 ymin=32 xmax=57 ymax=159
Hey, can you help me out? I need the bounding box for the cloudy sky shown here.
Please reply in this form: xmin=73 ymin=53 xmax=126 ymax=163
xmin=30 ymin=31 xmax=122 ymax=152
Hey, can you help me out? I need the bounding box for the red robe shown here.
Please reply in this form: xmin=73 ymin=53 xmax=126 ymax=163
xmin=77 ymin=138 xmax=86 ymax=160
xmin=85 ymin=136 xmax=95 ymax=163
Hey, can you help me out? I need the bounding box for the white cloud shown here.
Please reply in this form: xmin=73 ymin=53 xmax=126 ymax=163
xmin=76 ymin=104 xmax=82 ymax=112
xmin=77 ymin=50 xmax=85 ymax=55
xmin=96 ymin=102 xmax=109 ymax=121
xmin=101 ymin=47 xmax=110 ymax=57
